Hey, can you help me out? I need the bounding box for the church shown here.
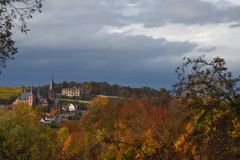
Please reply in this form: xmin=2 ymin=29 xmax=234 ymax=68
xmin=14 ymin=77 xmax=60 ymax=111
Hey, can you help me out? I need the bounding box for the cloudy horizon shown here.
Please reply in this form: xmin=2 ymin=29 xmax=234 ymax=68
xmin=1 ymin=0 xmax=240 ymax=89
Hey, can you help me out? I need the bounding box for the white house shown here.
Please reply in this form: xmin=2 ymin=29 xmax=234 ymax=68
xmin=69 ymin=104 xmax=76 ymax=112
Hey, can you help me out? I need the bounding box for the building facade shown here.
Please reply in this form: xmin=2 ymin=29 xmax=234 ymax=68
xmin=14 ymin=86 xmax=36 ymax=106
xmin=62 ymin=87 xmax=81 ymax=97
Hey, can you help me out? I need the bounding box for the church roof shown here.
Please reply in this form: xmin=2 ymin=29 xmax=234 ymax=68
xmin=19 ymin=92 xmax=31 ymax=100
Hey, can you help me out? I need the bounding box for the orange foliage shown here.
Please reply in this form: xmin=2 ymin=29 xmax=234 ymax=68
xmin=61 ymin=120 xmax=83 ymax=146
xmin=114 ymin=100 xmax=167 ymax=158
xmin=62 ymin=135 xmax=72 ymax=153
xmin=80 ymin=98 xmax=194 ymax=159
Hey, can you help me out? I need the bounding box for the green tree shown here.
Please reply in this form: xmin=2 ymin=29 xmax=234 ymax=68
xmin=0 ymin=0 xmax=42 ymax=72
xmin=0 ymin=104 xmax=60 ymax=160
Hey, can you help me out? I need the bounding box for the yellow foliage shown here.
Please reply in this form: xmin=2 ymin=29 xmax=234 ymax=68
xmin=101 ymin=144 xmax=117 ymax=160
xmin=57 ymin=127 xmax=70 ymax=145
xmin=90 ymin=97 xmax=109 ymax=108
xmin=230 ymin=117 xmax=240 ymax=138
xmin=0 ymin=104 xmax=60 ymax=160
xmin=174 ymin=122 xmax=195 ymax=157
xmin=140 ymin=130 xmax=159 ymax=158
xmin=62 ymin=135 xmax=72 ymax=153
xmin=186 ymin=123 xmax=193 ymax=134
xmin=57 ymin=127 xmax=75 ymax=158
xmin=96 ymin=128 xmax=107 ymax=143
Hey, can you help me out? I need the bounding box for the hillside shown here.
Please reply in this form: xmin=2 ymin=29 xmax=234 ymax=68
xmin=39 ymin=81 xmax=168 ymax=100
xmin=0 ymin=87 xmax=22 ymax=100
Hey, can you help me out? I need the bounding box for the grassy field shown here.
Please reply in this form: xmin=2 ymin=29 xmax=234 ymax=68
xmin=0 ymin=87 xmax=22 ymax=100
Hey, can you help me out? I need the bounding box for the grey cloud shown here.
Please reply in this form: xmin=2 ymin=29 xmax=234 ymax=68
xmin=197 ymin=46 xmax=217 ymax=53
xmin=3 ymin=30 xmax=196 ymax=88
xmin=30 ymin=0 xmax=240 ymax=30
xmin=132 ymin=0 xmax=240 ymax=26
xmin=15 ymin=32 xmax=197 ymax=72
xmin=3 ymin=0 xmax=238 ymax=88
xmin=230 ymin=23 xmax=240 ymax=28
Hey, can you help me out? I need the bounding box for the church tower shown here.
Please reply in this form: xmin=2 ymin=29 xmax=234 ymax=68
xmin=48 ymin=76 xmax=55 ymax=100
xmin=28 ymin=85 xmax=35 ymax=106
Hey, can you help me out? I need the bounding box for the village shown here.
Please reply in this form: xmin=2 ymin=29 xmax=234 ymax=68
xmin=1 ymin=78 xmax=125 ymax=126
xmin=8 ymin=78 xmax=90 ymax=125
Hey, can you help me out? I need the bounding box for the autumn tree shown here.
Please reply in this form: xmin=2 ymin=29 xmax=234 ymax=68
xmin=80 ymin=97 xmax=199 ymax=159
xmin=0 ymin=103 xmax=79 ymax=160
xmin=173 ymin=56 xmax=240 ymax=159
xmin=0 ymin=0 xmax=42 ymax=71
xmin=113 ymin=100 xmax=167 ymax=159
xmin=80 ymin=97 xmax=121 ymax=159
xmin=174 ymin=106 xmax=240 ymax=159
xmin=0 ymin=104 xmax=59 ymax=159
xmin=173 ymin=55 xmax=240 ymax=106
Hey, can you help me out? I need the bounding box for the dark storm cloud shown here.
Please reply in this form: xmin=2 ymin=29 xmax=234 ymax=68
xmin=1 ymin=0 xmax=240 ymax=88
xmin=13 ymin=33 xmax=197 ymax=74
xmin=3 ymin=29 xmax=196 ymax=88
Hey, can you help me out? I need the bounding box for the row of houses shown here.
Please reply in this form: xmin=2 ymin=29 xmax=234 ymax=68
xmin=40 ymin=104 xmax=80 ymax=124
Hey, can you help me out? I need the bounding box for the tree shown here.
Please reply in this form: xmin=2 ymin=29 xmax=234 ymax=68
xmin=0 ymin=104 xmax=60 ymax=159
xmin=159 ymin=88 xmax=168 ymax=94
xmin=0 ymin=104 xmax=78 ymax=159
xmin=174 ymin=106 xmax=240 ymax=159
xmin=173 ymin=55 xmax=240 ymax=106
xmin=0 ymin=0 xmax=42 ymax=72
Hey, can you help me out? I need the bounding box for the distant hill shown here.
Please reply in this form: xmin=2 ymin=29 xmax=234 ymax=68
xmin=0 ymin=87 xmax=23 ymax=104
xmin=39 ymin=81 xmax=169 ymax=100
xmin=0 ymin=87 xmax=22 ymax=100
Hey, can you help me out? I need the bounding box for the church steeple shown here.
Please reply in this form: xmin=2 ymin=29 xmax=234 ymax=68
xmin=50 ymin=76 xmax=54 ymax=91
xmin=29 ymin=83 xmax=34 ymax=106
xmin=48 ymin=76 xmax=55 ymax=100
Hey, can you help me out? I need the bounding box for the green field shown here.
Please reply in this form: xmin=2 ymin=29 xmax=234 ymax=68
xmin=0 ymin=87 xmax=22 ymax=100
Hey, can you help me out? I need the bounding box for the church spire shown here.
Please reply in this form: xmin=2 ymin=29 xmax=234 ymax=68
xmin=48 ymin=76 xmax=55 ymax=100
xmin=50 ymin=76 xmax=54 ymax=91
xmin=29 ymin=83 xmax=34 ymax=106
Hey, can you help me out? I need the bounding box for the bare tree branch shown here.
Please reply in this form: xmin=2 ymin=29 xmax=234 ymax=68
xmin=173 ymin=55 xmax=240 ymax=106
xmin=0 ymin=0 xmax=42 ymax=72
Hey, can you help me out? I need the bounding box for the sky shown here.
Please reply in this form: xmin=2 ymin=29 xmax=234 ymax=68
xmin=1 ymin=0 xmax=240 ymax=89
